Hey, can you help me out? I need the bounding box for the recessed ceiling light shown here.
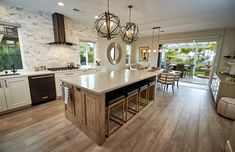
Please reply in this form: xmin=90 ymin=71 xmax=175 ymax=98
xmin=58 ymin=2 xmax=64 ymax=6
xmin=94 ymin=15 xmax=99 ymax=19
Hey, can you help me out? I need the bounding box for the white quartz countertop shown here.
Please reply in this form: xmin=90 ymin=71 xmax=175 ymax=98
xmin=0 ymin=66 xmax=106 ymax=79
xmin=0 ymin=70 xmax=54 ymax=79
xmin=61 ymin=69 xmax=160 ymax=95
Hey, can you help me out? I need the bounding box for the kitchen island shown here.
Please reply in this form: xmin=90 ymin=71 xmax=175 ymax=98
xmin=60 ymin=69 xmax=159 ymax=145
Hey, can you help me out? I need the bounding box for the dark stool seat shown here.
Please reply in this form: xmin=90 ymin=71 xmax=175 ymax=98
xmin=143 ymin=80 xmax=155 ymax=87
xmin=132 ymin=82 xmax=148 ymax=91
xmin=118 ymin=87 xmax=138 ymax=97
xmin=106 ymin=92 xmax=125 ymax=106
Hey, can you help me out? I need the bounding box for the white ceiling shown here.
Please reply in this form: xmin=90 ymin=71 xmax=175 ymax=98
xmin=2 ymin=0 xmax=235 ymax=37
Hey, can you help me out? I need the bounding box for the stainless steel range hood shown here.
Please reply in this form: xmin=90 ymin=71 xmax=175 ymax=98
xmin=48 ymin=13 xmax=76 ymax=45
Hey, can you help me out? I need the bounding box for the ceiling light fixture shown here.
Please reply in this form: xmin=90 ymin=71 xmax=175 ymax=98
xmin=72 ymin=8 xmax=80 ymax=12
xmin=94 ymin=0 xmax=121 ymax=40
xmin=121 ymin=5 xmax=139 ymax=44
xmin=58 ymin=2 xmax=64 ymax=6
xmin=149 ymin=27 xmax=160 ymax=53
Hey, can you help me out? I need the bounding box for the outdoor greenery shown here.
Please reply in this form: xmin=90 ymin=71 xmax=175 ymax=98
xmin=80 ymin=42 xmax=95 ymax=65
xmin=0 ymin=41 xmax=23 ymax=71
xmin=166 ymin=42 xmax=216 ymax=76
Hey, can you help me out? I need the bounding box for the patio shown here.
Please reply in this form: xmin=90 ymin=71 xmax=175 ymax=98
xmin=180 ymin=76 xmax=209 ymax=85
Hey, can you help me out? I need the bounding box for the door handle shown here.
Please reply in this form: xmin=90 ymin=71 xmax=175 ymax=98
xmin=0 ymin=81 xmax=2 ymax=88
xmin=4 ymin=80 xmax=7 ymax=87
xmin=30 ymin=75 xmax=54 ymax=79
xmin=42 ymin=96 xmax=48 ymax=99
xmin=65 ymin=73 xmax=74 ymax=76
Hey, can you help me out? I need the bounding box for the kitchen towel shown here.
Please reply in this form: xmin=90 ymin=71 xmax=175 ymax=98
xmin=61 ymin=85 xmax=71 ymax=104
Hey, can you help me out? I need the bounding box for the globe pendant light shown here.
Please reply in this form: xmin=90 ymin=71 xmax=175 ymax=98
xmin=121 ymin=5 xmax=139 ymax=44
xmin=94 ymin=0 xmax=121 ymax=40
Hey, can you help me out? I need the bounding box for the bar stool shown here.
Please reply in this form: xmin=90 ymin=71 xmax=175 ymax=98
xmin=132 ymin=82 xmax=149 ymax=111
xmin=118 ymin=86 xmax=138 ymax=122
xmin=143 ymin=80 xmax=156 ymax=103
xmin=105 ymin=91 xmax=125 ymax=137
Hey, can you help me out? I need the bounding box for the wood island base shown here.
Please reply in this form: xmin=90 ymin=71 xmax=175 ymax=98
xmin=61 ymin=71 xmax=157 ymax=145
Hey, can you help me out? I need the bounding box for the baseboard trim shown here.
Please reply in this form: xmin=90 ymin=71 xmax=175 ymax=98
xmin=226 ymin=140 xmax=233 ymax=152
xmin=0 ymin=104 xmax=31 ymax=116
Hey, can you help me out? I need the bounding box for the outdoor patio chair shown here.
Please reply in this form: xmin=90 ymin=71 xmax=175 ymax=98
xmin=176 ymin=64 xmax=185 ymax=77
xmin=185 ymin=64 xmax=194 ymax=78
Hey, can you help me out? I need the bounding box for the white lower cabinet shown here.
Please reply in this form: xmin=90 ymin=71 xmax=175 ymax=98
xmin=55 ymin=71 xmax=82 ymax=97
xmin=55 ymin=67 xmax=106 ymax=98
xmin=0 ymin=80 xmax=7 ymax=112
xmin=0 ymin=76 xmax=31 ymax=112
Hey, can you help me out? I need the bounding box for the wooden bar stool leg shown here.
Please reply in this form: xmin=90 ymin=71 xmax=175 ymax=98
xmin=122 ymin=100 xmax=124 ymax=125
xmin=137 ymin=92 xmax=140 ymax=111
xmin=145 ymin=89 xmax=148 ymax=105
xmin=125 ymin=99 xmax=128 ymax=122
xmin=135 ymin=93 xmax=140 ymax=112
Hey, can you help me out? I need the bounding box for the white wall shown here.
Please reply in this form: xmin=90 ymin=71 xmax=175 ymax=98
xmin=131 ymin=36 xmax=158 ymax=67
xmin=217 ymin=28 xmax=235 ymax=72
xmin=0 ymin=3 xmax=97 ymax=71
xmin=0 ymin=2 xmax=128 ymax=72
xmin=97 ymin=36 xmax=127 ymax=72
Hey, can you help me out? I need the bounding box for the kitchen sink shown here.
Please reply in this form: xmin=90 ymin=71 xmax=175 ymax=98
xmin=0 ymin=73 xmax=20 ymax=77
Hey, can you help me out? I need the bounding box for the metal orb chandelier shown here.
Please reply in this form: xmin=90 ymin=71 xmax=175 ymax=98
xmin=94 ymin=0 xmax=121 ymax=40
xmin=121 ymin=5 xmax=139 ymax=44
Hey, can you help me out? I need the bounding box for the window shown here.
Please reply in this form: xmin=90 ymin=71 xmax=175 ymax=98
xmin=80 ymin=41 xmax=96 ymax=66
xmin=0 ymin=25 xmax=23 ymax=71
xmin=125 ymin=44 xmax=131 ymax=65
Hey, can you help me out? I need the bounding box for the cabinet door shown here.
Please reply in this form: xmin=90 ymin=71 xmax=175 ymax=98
xmin=0 ymin=80 xmax=8 ymax=112
xmin=73 ymin=87 xmax=84 ymax=124
xmin=4 ymin=77 xmax=31 ymax=110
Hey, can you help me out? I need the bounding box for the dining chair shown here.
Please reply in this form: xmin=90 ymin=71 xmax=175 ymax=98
xmin=174 ymin=71 xmax=181 ymax=89
xmin=157 ymin=73 xmax=176 ymax=92
xmin=185 ymin=64 xmax=194 ymax=78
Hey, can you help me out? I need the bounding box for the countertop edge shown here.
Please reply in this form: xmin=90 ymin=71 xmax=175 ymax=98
xmin=61 ymin=72 xmax=159 ymax=95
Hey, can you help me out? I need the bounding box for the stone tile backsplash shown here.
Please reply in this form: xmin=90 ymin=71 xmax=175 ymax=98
xmin=0 ymin=2 xmax=97 ymax=70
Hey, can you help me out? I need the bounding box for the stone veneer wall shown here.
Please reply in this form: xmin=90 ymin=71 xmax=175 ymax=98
xmin=0 ymin=2 xmax=98 ymax=70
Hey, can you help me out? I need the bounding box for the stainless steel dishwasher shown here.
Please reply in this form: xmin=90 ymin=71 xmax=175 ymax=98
xmin=28 ymin=74 xmax=56 ymax=105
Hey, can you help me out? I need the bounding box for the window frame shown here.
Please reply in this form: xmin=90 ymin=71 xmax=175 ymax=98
xmin=125 ymin=44 xmax=131 ymax=65
xmin=0 ymin=24 xmax=24 ymax=71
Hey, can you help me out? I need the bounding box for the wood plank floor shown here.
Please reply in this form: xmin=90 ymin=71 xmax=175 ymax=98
xmin=0 ymin=84 xmax=233 ymax=152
